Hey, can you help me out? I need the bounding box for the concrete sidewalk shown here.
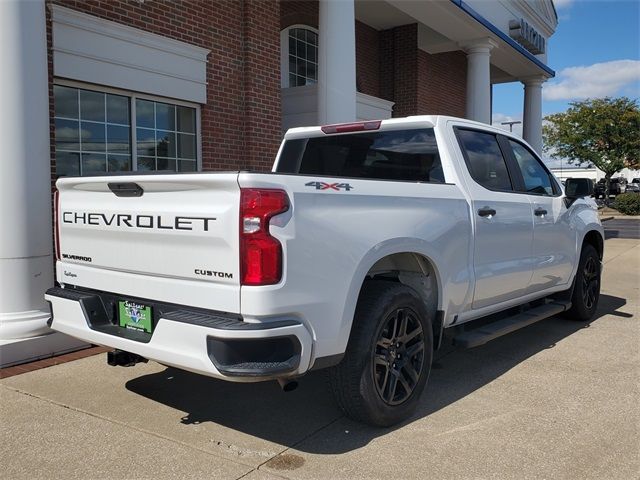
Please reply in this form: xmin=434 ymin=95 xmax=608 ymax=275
xmin=2 ymin=237 xmax=639 ymax=480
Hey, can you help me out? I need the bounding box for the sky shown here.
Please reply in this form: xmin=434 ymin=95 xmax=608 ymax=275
xmin=491 ymin=0 xmax=640 ymax=166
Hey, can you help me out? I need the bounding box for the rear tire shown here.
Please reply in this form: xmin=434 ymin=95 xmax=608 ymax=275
xmin=565 ymin=244 xmax=601 ymax=321
xmin=327 ymin=281 xmax=433 ymax=427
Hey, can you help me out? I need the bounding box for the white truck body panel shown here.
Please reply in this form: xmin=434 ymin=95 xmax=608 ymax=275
xmin=56 ymin=173 xmax=241 ymax=313
xmin=237 ymin=171 xmax=472 ymax=359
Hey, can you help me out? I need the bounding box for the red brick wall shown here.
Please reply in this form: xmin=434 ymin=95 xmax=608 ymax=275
xmin=47 ymin=0 xmax=281 ymax=175
xmin=380 ymin=24 xmax=419 ymax=117
xmin=355 ymin=20 xmax=380 ymax=97
xmin=243 ymin=0 xmax=282 ymax=171
xmin=418 ymin=50 xmax=467 ymax=118
xmin=280 ymin=0 xmax=318 ymax=29
xmin=381 ymin=23 xmax=467 ymax=118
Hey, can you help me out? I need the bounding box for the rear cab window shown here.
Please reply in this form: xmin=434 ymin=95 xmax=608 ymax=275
xmin=276 ymin=128 xmax=445 ymax=183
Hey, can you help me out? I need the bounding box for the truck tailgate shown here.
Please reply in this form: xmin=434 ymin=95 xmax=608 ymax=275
xmin=56 ymin=173 xmax=240 ymax=312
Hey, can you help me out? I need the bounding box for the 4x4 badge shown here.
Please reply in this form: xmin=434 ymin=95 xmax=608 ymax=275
xmin=305 ymin=181 xmax=353 ymax=191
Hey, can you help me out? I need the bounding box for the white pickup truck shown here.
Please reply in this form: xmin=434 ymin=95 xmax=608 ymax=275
xmin=47 ymin=116 xmax=603 ymax=426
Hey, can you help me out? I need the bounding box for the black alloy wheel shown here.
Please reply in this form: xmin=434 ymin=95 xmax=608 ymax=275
xmin=582 ymin=255 xmax=599 ymax=310
xmin=327 ymin=280 xmax=433 ymax=427
xmin=565 ymin=243 xmax=601 ymax=321
xmin=373 ymin=307 xmax=425 ymax=405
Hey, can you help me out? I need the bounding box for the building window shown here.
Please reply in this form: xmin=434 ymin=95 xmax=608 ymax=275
xmin=54 ymin=84 xmax=199 ymax=176
xmin=135 ymin=99 xmax=197 ymax=172
xmin=282 ymin=26 xmax=318 ymax=87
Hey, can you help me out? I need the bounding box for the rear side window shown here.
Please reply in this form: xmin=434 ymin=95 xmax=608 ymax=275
xmin=277 ymin=129 xmax=444 ymax=183
xmin=456 ymin=129 xmax=513 ymax=191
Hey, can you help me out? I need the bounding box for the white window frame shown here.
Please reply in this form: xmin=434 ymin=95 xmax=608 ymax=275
xmin=280 ymin=25 xmax=319 ymax=88
xmin=53 ymin=78 xmax=203 ymax=173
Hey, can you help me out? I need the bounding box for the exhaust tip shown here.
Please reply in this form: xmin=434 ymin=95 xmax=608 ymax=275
xmin=277 ymin=378 xmax=298 ymax=392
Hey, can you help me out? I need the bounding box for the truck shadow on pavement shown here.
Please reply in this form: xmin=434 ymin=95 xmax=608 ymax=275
xmin=125 ymin=293 xmax=627 ymax=454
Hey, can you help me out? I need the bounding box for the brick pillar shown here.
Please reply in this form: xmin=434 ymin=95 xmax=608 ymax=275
xmin=243 ymin=0 xmax=282 ymax=171
xmin=380 ymin=23 xmax=468 ymax=119
xmin=380 ymin=24 xmax=418 ymax=118
xmin=417 ymin=50 xmax=467 ymax=117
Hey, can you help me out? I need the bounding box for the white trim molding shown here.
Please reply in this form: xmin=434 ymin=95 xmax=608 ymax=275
xmin=356 ymin=92 xmax=395 ymax=121
xmin=51 ymin=5 xmax=210 ymax=104
xmin=281 ymin=84 xmax=394 ymax=132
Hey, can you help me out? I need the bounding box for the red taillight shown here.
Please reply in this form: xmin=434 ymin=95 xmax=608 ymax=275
xmin=53 ymin=189 xmax=60 ymax=261
xmin=321 ymin=120 xmax=381 ymax=134
xmin=240 ymin=188 xmax=289 ymax=286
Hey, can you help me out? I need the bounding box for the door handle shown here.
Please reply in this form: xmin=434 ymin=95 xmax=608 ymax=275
xmin=477 ymin=207 xmax=497 ymax=218
xmin=534 ymin=207 xmax=548 ymax=216
xmin=108 ymin=182 xmax=144 ymax=197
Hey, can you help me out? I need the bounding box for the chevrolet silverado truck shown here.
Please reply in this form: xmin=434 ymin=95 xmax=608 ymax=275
xmin=46 ymin=116 xmax=603 ymax=426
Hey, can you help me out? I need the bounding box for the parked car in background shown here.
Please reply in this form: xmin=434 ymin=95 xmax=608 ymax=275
xmin=627 ymin=178 xmax=640 ymax=193
xmin=595 ymin=177 xmax=628 ymax=198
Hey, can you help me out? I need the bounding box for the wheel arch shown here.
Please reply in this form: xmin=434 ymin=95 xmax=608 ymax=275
xmin=582 ymin=229 xmax=604 ymax=260
xmin=339 ymin=240 xmax=446 ymax=355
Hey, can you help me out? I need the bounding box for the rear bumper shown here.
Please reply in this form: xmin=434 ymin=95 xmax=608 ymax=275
xmin=45 ymin=287 xmax=313 ymax=381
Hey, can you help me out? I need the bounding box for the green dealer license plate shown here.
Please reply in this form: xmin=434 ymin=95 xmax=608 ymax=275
xmin=118 ymin=301 xmax=153 ymax=333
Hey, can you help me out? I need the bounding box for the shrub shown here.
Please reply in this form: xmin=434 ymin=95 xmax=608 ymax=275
xmin=612 ymin=192 xmax=640 ymax=215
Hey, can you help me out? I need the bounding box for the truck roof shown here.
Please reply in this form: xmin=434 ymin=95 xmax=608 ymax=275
xmin=283 ymin=115 xmax=498 ymax=140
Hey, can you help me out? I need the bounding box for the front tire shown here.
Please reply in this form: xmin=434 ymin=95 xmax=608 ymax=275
xmin=565 ymin=244 xmax=601 ymax=321
xmin=327 ymin=281 xmax=433 ymax=427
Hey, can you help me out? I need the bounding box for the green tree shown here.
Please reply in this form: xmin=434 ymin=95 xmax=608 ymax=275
xmin=543 ymin=97 xmax=640 ymax=202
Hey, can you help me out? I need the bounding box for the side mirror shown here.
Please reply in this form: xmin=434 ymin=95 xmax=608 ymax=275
xmin=565 ymin=178 xmax=594 ymax=199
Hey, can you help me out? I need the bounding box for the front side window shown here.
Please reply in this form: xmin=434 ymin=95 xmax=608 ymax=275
xmin=54 ymin=85 xmax=198 ymax=176
xmin=277 ymin=129 xmax=444 ymax=183
xmin=508 ymin=140 xmax=556 ymax=196
xmin=286 ymin=27 xmax=318 ymax=87
xmin=456 ymin=129 xmax=513 ymax=191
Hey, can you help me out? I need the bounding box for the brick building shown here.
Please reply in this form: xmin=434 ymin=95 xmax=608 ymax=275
xmin=0 ymin=0 xmax=558 ymax=363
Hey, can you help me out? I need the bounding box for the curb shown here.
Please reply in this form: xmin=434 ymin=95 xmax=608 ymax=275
xmin=600 ymin=216 xmax=614 ymax=222
xmin=0 ymin=346 xmax=109 ymax=379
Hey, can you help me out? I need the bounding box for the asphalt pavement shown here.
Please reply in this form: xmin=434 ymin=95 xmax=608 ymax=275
xmin=604 ymin=218 xmax=640 ymax=239
xmin=1 ymin=233 xmax=639 ymax=480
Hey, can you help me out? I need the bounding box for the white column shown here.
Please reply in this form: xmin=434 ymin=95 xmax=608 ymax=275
xmin=318 ymin=0 xmax=356 ymax=124
xmin=0 ymin=0 xmax=54 ymax=339
xmin=462 ymin=38 xmax=497 ymax=124
xmin=523 ymin=76 xmax=546 ymax=155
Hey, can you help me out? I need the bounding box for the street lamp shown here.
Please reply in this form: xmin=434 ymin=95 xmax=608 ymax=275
xmin=501 ymin=120 xmax=522 ymax=132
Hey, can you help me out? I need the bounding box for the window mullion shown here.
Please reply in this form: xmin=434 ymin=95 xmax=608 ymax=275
xmin=104 ymin=93 xmax=108 ymax=172
xmin=196 ymin=105 xmax=202 ymax=172
xmin=174 ymin=105 xmax=178 ymax=171
xmin=78 ymin=89 xmax=83 ymax=176
xmin=131 ymin=96 xmax=137 ymax=172
xmin=153 ymin=102 xmax=157 ymax=171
